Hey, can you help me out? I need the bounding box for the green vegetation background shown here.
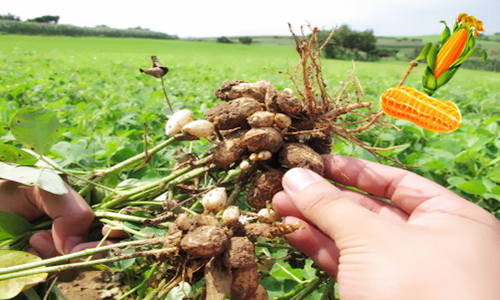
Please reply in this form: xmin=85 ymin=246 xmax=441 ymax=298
xmin=1 ymin=34 xmax=500 ymax=297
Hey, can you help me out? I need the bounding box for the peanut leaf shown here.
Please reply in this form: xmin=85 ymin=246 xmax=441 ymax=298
xmin=10 ymin=108 xmax=61 ymax=155
xmin=0 ymin=144 xmax=38 ymax=165
xmin=459 ymin=180 xmax=488 ymax=195
xmin=0 ymin=162 xmax=68 ymax=195
xmin=0 ymin=250 xmax=47 ymax=299
xmin=0 ymin=211 xmax=33 ymax=241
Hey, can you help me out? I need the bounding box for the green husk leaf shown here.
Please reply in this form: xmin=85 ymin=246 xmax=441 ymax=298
xmin=426 ymin=43 xmax=438 ymax=71
xmin=0 ymin=211 xmax=33 ymax=241
xmin=436 ymin=67 xmax=460 ymax=89
xmin=10 ymin=108 xmax=61 ymax=155
xmin=452 ymin=48 xmax=480 ymax=67
xmin=415 ymin=42 xmax=433 ymax=61
xmin=422 ymin=67 xmax=437 ymax=96
xmin=0 ymin=250 xmax=47 ymax=299
xmin=0 ymin=144 xmax=38 ymax=165
xmin=467 ymin=30 xmax=475 ymax=50
xmin=439 ymin=21 xmax=450 ymax=45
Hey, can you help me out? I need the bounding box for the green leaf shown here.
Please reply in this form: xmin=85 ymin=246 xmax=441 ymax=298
xmin=0 ymin=145 xmax=38 ymax=165
xmin=379 ymin=133 xmax=396 ymax=142
xmin=491 ymin=186 xmax=500 ymax=195
xmin=422 ymin=67 xmax=437 ymax=96
xmin=112 ymin=249 xmax=136 ymax=270
xmin=447 ymin=176 xmax=466 ymax=188
xmin=10 ymin=108 xmax=61 ymax=155
xmin=426 ymin=43 xmax=438 ymax=71
xmin=0 ymin=122 xmax=8 ymax=137
xmin=439 ymin=21 xmax=450 ymax=45
xmin=487 ymin=169 xmax=500 ymax=183
xmin=458 ymin=180 xmax=488 ymax=195
xmin=452 ymin=48 xmax=479 ymax=67
xmin=452 ymin=21 xmax=459 ymax=32
xmin=467 ymin=30 xmax=475 ymax=49
xmin=0 ymin=250 xmax=47 ymax=299
xmin=0 ymin=163 xmax=68 ymax=195
xmin=414 ymin=42 xmax=433 ymax=61
xmin=482 ymin=50 xmax=487 ymax=63
xmin=0 ymin=211 xmax=33 ymax=241
xmin=482 ymin=193 xmax=500 ymax=202
xmin=436 ymin=67 xmax=460 ymax=89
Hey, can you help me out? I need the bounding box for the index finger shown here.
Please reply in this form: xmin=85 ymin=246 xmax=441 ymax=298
xmin=323 ymin=155 xmax=461 ymax=214
xmin=30 ymin=185 xmax=95 ymax=254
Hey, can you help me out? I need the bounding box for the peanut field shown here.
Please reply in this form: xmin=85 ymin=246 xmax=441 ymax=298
xmin=1 ymin=34 xmax=500 ymax=299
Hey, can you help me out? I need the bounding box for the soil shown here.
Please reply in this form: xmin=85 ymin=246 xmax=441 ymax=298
xmin=57 ymin=270 xmax=131 ymax=300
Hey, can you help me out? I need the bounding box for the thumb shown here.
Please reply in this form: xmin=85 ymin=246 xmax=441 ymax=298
xmin=282 ymin=168 xmax=387 ymax=245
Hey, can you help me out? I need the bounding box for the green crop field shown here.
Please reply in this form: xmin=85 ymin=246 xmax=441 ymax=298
xmin=1 ymin=34 xmax=500 ymax=298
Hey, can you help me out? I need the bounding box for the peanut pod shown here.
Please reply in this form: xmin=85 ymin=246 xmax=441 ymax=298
xmin=380 ymin=86 xmax=461 ymax=133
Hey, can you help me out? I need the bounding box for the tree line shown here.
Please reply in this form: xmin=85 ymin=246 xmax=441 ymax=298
xmin=217 ymin=36 xmax=253 ymax=45
xmin=1 ymin=13 xmax=59 ymax=23
xmin=0 ymin=13 xmax=178 ymax=40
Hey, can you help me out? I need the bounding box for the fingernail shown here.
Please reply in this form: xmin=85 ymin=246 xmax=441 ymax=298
xmin=64 ymin=236 xmax=85 ymax=254
xmin=283 ymin=168 xmax=323 ymax=193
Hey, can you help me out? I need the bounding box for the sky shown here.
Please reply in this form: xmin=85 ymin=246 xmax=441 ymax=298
xmin=2 ymin=0 xmax=500 ymax=38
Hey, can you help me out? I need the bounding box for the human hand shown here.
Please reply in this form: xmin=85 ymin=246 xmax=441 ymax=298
xmin=0 ymin=180 xmax=97 ymax=258
xmin=273 ymin=155 xmax=500 ymax=300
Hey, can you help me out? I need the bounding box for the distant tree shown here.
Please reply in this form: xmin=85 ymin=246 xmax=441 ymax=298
xmin=0 ymin=13 xmax=20 ymax=21
xmin=356 ymin=30 xmax=377 ymax=53
xmin=238 ymin=36 xmax=253 ymax=45
xmin=217 ymin=36 xmax=232 ymax=43
xmin=321 ymin=25 xmax=378 ymax=60
xmin=27 ymin=15 xmax=59 ymax=24
xmin=374 ymin=48 xmax=398 ymax=58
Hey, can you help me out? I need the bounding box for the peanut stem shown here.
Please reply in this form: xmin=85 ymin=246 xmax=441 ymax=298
xmin=0 ymin=238 xmax=162 ymax=276
xmin=88 ymin=137 xmax=176 ymax=181
xmin=397 ymin=60 xmax=419 ymax=87
xmin=0 ymin=247 xmax=175 ymax=281
xmin=97 ymin=155 xmax=212 ymax=209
